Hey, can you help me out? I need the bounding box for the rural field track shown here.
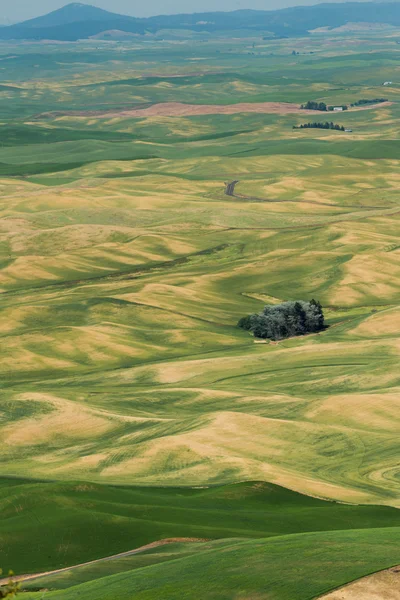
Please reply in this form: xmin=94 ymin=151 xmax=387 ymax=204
xmin=0 ymin=538 xmax=210 ymax=587
xmin=224 ymin=180 xmax=239 ymax=196
xmin=224 ymin=180 xmax=389 ymax=209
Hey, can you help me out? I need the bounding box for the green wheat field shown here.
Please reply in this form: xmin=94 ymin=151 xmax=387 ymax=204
xmin=0 ymin=27 xmax=400 ymax=599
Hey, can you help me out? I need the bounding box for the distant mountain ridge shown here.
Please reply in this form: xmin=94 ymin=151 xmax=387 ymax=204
xmin=18 ymin=2 xmax=131 ymax=28
xmin=1 ymin=1 xmax=400 ymax=40
xmin=0 ymin=3 xmax=145 ymax=39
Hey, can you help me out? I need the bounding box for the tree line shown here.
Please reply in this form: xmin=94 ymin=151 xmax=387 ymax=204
xmin=238 ymin=300 xmax=325 ymax=340
xmin=293 ymin=122 xmax=346 ymax=131
xmin=300 ymin=101 xmax=348 ymax=112
xmin=350 ymin=98 xmax=387 ymax=107
xmin=301 ymin=101 xmax=328 ymax=111
xmin=302 ymin=98 xmax=388 ymax=112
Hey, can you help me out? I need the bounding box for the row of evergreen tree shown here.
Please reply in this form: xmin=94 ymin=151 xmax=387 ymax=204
xmin=350 ymin=98 xmax=387 ymax=107
xmin=294 ymin=122 xmax=346 ymax=130
xmin=238 ymin=300 xmax=325 ymax=340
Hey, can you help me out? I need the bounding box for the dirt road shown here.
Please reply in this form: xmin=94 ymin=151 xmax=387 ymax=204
xmin=0 ymin=538 xmax=209 ymax=587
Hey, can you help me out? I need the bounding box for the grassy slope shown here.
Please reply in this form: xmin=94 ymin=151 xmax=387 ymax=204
xmin=2 ymin=478 xmax=400 ymax=575
xmin=21 ymin=528 xmax=400 ymax=600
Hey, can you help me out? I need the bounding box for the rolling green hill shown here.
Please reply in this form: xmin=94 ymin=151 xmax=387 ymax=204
xmin=0 ymin=24 xmax=400 ymax=600
xmin=20 ymin=528 xmax=400 ymax=600
xmin=2 ymin=478 xmax=400 ymax=575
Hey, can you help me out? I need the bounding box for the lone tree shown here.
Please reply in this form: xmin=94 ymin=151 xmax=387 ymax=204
xmin=238 ymin=299 xmax=325 ymax=340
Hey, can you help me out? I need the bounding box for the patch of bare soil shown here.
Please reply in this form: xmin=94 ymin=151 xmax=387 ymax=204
xmin=102 ymin=102 xmax=315 ymax=117
xmin=37 ymin=101 xmax=392 ymax=120
xmin=41 ymin=102 xmax=319 ymax=120
xmin=319 ymin=565 xmax=400 ymax=600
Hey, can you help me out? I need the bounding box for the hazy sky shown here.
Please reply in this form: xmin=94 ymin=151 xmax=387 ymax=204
xmin=0 ymin=0 xmax=381 ymax=24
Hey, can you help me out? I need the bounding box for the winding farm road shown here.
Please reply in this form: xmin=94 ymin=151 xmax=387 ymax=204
xmin=0 ymin=538 xmax=209 ymax=588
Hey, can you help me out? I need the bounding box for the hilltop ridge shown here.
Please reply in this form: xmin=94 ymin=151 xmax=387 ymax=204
xmin=17 ymin=3 xmax=130 ymax=28
xmin=2 ymin=1 xmax=400 ymax=40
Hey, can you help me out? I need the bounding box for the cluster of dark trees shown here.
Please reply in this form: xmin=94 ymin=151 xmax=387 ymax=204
xmin=301 ymin=101 xmax=328 ymax=111
xmin=350 ymin=98 xmax=387 ymax=106
xmin=294 ymin=122 xmax=345 ymax=131
xmin=238 ymin=300 xmax=325 ymax=340
xmin=301 ymin=101 xmax=348 ymax=111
